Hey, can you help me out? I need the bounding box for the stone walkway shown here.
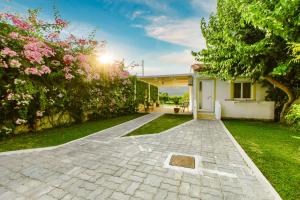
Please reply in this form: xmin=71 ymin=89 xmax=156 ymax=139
xmin=0 ymin=115 xmax=277 ymax=200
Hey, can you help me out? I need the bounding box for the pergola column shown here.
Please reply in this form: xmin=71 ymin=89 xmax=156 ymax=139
xmin=188 ymin=85 xmax=192 ymax=111
xmin=192 ymin=75 xmax=198 ymax=119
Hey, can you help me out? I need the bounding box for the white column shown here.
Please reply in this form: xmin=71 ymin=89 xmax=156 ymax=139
xmin=148 ymin=83 xmax=151 ymax=102
xmin=192 ymin=75 xmax=198 ymax=119
xmin=134 ymin=79 xmax=137 ymax=100
xmin=188 ymin=86 xmax=192 ymax=111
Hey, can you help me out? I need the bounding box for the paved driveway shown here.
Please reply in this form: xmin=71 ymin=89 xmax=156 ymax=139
xmin=0 ymin=116 xmax=276 ymax=200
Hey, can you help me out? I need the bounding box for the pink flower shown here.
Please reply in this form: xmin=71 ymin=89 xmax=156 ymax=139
xmin=24 ymin=50 xmax=43 ymax=64
xmin=36 ymin=110 xmax=44 ymax=117
xmin=11 ymin=16 xmax=32 ymax=30
xmin=67 ymin=34 xmax=76 ymax=42
xmin=82 ymin=63 xmax=91 ymax=72
xmin=89 ymin=40 xmax=98 ymax=46
xmin=63 ymin=66 xmax=71 ymax=73
xmin=76 ymin=54 xmax=88 ymax=63
xmin=120 ymin=71 xmax=130 ymax=79
xmin=47 ymin=32 xmax=59 ymax=40
xmin=65 ymin=73 xmax=74 ymax=80
xmin=76 ymin=69 xmax=85 ymax=75
xmin=55 ymin=18 xmax=68 ymax=27
xmin=9 ymin=32 xmax=19 ymax=39
xmin=23 ymin=41 xmax=55 ymax=63
xmin=10 ymin=59 xmax=21 ymax=68
xmin=58 ymin=41 xmax=71 ymax=49
xmin=20 ymin=35 xmax=39 ymax=43
xmin=15 ymin=118 xmax=27 ymax=125
xmin=24 ymin=67 xmax=39 ymax=75
xmin=1 ymin=47 xmax=17 ymax=57
xmin=78 ymin=39 xmax=87 ymax=45
xmin=40 ymin=65 xmax=51 ymax=74
xmin=92 ymin=74 xmax=100 ymax=80
xmin=7 ymin=93 xmax=14 ymax=100
xmin=63 ymin=54 xmax=74 ymax=64
xmin=0 ymin=61 xmax=8 ymax=68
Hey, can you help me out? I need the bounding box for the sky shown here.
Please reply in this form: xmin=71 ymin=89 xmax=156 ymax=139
xmin=0 ymin=0 xmax=216 ymax=76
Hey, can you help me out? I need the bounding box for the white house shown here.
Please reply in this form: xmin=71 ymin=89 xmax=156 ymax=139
xmin=138 ymin=64 xmax=275 ymax=121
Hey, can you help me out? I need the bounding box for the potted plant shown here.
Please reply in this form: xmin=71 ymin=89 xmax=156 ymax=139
xmin=173 ymin=97 xmax=180 ymax=113
xmin=174 ymin=107 xmax=180 ymax=113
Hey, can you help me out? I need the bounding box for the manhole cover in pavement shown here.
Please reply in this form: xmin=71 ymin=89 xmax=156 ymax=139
xmin=169 ymin=154 xmax=195 ymax=169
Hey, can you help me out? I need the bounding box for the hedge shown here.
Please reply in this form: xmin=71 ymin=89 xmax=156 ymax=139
xmin=135 ymin=79 xmax=158 ymax=104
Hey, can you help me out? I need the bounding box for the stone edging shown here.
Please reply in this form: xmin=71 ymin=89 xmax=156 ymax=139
xmin=219 ymin=120 xmax=282 ymax=200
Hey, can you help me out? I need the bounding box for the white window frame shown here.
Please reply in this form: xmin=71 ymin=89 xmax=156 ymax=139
xmin=233 ymin=82 xmax=252 ymax=100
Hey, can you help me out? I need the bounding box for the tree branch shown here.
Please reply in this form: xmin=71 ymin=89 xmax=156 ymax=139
xmin=264 ymin=75 xmax=295 ymax=121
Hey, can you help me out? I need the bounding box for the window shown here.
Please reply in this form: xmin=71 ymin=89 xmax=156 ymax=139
xmin=234 ymin=82 xmax=251 ymax=99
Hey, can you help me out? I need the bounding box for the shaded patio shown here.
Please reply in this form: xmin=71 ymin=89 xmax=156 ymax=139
xmin=139 ymin=104 xmax=192 ymax=115
xmin=138 ymin=73 xmax=193 ymax=115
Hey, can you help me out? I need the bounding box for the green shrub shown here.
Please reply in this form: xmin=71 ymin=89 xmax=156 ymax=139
xmin=135 ymin=79 xmax=158 ymax=104
xmin=150 ymin=85 xmax=158 ymax=102
xmin=285 ymin=104 xmax=300 ymax=129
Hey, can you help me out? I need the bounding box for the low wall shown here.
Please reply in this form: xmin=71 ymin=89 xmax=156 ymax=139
xmin=220 ymin=101 xmax=275 ymax=120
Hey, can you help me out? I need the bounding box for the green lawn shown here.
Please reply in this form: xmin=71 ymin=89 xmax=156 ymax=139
xmin=125 ymin=114 xmax=193 ymax=136
xmin=223 ymin=120 xmax=300 ymax=200
xmin=0 ymin=113 xmax=144 ymax=152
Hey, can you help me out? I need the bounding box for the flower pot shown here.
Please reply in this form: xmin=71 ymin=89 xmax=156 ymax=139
xmin=174 ymin=107 xmax=180 ymax=113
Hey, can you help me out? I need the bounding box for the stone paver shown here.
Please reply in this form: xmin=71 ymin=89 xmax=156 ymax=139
xmin=0 ymin=116 xmax=277 ymax=200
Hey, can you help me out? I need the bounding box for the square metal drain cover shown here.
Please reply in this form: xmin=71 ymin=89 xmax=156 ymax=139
xmin=169 ymin=154 xmax=195 ymax=169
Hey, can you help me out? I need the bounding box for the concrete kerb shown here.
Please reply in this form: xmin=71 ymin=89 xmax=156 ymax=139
xmin=219 ymin=120 xmax=282 ymax=200
xmin=0 ymin=113 xmax=161 ymax=156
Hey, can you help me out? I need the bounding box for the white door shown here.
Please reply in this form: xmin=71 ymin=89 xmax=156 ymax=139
xmin=199 ymin=80 xmax=214 ymax=112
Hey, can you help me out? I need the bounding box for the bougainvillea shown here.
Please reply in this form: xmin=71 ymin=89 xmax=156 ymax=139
xmin=0 ymin=10 xmax=134 ymax=136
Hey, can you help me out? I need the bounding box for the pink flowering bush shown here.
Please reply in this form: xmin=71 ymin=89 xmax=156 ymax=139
xmin=0 ymin=10 xmax=136 ymax=137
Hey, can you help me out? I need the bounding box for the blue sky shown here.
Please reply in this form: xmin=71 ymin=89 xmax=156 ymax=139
xmin=0 ymin=0 xmax=216 ymax=75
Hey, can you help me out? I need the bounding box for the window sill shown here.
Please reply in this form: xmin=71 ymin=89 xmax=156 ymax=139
xmin=225 ymin=99 xmax=257 ymax=103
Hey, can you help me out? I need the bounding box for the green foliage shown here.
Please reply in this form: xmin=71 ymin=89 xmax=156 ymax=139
xmin=150 ymin=85 xmax=158 ymax=102
xmin=290 ymin=43 xmax=300 ymax=63
xmin=285 ymin=104 xmax=300 ymax=130
xmin=181 ymin=92 xmax=189 ymax=103
xmin=135 ymin=79 xmax=148 ymax=104
xmin=169 ymin=96 xmax=181 ymax=105
xmin=159 ymin=92 xmax=188 ymax=105
xmin=0 ymin=11 xmax=136 ymax=137
xmin=193 ymin=0 xmax=300 ymax=120
xmin=159 ymin=92 xmax=169 ymax=104
xmin=135 ymin=79 xmax=158 ymax=104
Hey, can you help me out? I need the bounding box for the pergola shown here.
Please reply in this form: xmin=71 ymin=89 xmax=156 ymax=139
xmin=137 ymin=73 xmax=194 ymax=111
xmin=137 ymin=73 xmax=193 ymax=87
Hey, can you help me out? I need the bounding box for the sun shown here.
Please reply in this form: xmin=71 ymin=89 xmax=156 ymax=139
xmin=97 ymin=53 xmax=114 ymax=64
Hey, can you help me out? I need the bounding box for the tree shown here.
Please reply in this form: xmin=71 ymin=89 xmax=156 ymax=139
xmin=193 ymin=0 xmax=300 ymax=122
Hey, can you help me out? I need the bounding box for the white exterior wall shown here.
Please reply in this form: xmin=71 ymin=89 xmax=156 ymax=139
xmin=215 ymin=80 xmax=274 ymax=120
